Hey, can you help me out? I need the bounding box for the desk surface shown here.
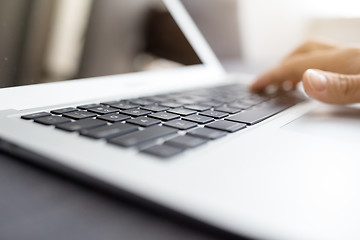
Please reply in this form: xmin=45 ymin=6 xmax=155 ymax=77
xmin=0 ymin=151 xmax=250 ymax=240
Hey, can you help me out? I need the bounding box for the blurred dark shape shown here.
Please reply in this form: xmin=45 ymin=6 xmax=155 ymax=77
xmin=0 ymin=0 xmax=55 ymax=88
xmin=143 ymin=8 xmax=201 ymax=66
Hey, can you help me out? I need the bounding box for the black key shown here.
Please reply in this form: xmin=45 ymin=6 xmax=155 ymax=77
xmin=200 ymin=101 xmax=224 ymax=107
xmin=215 ymin=106 xmax=242 ymax=114
xmin=130 ymin=99 xmax=155 ymax=106
xmin=186 ymin=96 xmax=209 ymax=103
xmin=140 ymin=105 xmax=169 ymax=112
xmin=160 ymin=102 xmax=183 ymax=108
xmin=34 ymin=115 xmax=71 ymax=125
xmin=80 ymin=123 xmax=138 ymax=139
xmin=188 ymin=128 xmax=226 ymax=140
xmin=238 ymin=96 xmax=265 ymax=105
xmin=248 ymin=94 xmax=271 ymax=102
xmin=167 ymin=108 xmax=196 ymax=116
xmin=163 ymin=119 xmax=197 ymax=130
xmin=50 ymin=107 xmax=77 ymax=115
xmin=211 ymin=96 xmax=236 ymax=103
xmin=174 ymin=98 xmax=198 ymax=105
xmin=108 ymin=125 xmax=177 ymax=147
xmin=182 ymin=114 xmax=214 ymax=124
xmin=165 ymin=135 xmax=207 ymax=149
xmin=121 ymin=109 xmax=151 ymax=117
xmin=146 ymin=96 xmax=171 ymax=102
xmin=56 ymin=119 xmax=106 ymax=132
xmin=77 ymin=104 xmax=99 ymax=110
xmin=141 ymin=145 xmax=183 ymax=158
xmin=97 ymin=113 xmax=130 ymax=122
xmin=228 ymin=101 xmax=252 ymax=109
xmin=63 ymin=110 xmax=97 ymax=120
xmin=87 ymin=106 xmax=118 ymax=115
xmin=226 ymin=100 xmax=292 ymax=125
xmin=21 ymin=112 xmax=51 ymax=120
xmin=206 ymin=120 xmax=246 ymax=133
xmin=148 ymin=112 xmax=180 ymax=121
xmin=184 ymin=104 xmax=211 ymax=112
xmin=199 ymin=110 xmax=229 ymax=119
xmin=236 ymin=92 xmax=253 ymax=98
xmin=127 ymin=117 xmax=161 ymax=127
xmin=111 ymin=102 xmax=139 ymax=110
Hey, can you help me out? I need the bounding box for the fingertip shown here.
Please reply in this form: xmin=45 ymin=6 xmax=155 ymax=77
xmin=302 ymin=69 xmax=340 ymax=104
xmin=303 ymin=70 xmax=360 ymax=104
xmin=302 ymin=69 xmax=327 ymax=97
xmin=250 ymin=81 xmax=263 ymax=92
xmin=250 ymin=74 xmax=270 ymax=92
xmin=302 ymin=69 xmax=312 ymax=92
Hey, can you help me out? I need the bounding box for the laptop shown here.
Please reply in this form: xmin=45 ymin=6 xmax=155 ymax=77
xmin=1 ymin=0 xmax=360 ymax=239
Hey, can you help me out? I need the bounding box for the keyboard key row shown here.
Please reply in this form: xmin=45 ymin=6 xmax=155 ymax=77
xmin=20 ymin=83 xmax=303 ymax=159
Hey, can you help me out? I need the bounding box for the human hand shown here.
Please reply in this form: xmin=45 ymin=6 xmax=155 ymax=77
xmin=251 ymin=40 xmax=360 ymax=104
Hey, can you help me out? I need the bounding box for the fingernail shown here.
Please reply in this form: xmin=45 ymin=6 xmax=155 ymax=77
xmin=306 ymin=69 xmax=327 ymax=92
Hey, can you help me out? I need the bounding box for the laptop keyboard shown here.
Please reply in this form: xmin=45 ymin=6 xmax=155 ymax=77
xmin=21 ymin=83 xmax=303 ymax=158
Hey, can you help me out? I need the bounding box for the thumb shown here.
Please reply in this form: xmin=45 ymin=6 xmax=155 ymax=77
xmin=303 ymin=69 xmax=360 ymax=104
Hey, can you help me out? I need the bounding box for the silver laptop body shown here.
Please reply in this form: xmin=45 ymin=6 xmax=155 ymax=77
xmin=1 ymin=1 xmax=359 ymax=239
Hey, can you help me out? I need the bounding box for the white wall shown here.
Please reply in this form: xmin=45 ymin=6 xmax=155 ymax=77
xmin=238 ymin=0 xmax=360 ymax=65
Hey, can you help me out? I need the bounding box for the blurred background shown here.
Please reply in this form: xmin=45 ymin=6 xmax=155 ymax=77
xmin=1 ymin=0 xmax=360 ymax=88
xmin=239 ymin=0 xmax=360 ymax=67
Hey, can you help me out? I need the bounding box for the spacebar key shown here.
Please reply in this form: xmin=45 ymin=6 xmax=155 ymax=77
xmin=225 ymin=100 xmax=292 ymax=125
xmin=108 ymin=125 xmax=178 ymax=147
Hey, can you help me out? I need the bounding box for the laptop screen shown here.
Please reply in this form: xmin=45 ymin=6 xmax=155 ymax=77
xmin=0 ymin=0 xmax=202 ymax=88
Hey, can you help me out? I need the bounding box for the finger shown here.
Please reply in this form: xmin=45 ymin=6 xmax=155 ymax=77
xmin=250 ymin=67 xmax=289 ymax=92
xmin=251 ymin=48 xmax=360 ymax=92
xmin=251 ymin=58 xmax=313 ymax=92
xmin=283 ymin=39 xmax=338 ymax=61
xmin=303 ymin=69 xmax=360 ymax=104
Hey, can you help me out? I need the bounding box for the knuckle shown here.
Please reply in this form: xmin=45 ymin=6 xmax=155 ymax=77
xmin=343 ymin=47 xmax=360 ymax=56
xmin=304 ymin=39 xmax=318 ymax=46
xmin=337 ymin=48 xmax=360 ymax=72
xmin=297 ymin=40 xmax=317 ymax=51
